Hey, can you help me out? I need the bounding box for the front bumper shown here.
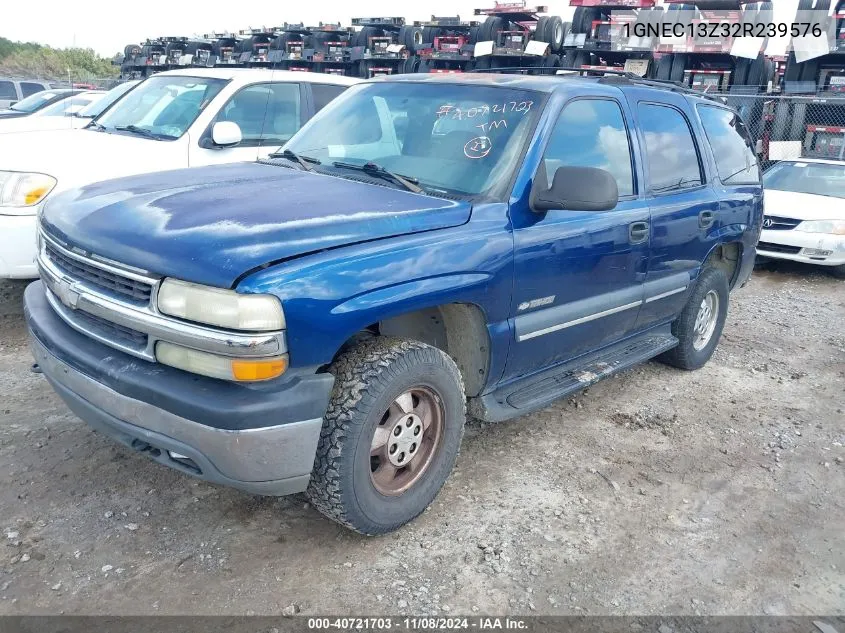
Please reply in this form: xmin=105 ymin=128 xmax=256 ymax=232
xmin=758 ymin=229 xmax=845 ymax=267
xmin=0 ymin=213 xmax=38 ymax=279
xmin=25 ymin=281 xmax=334 ymax=496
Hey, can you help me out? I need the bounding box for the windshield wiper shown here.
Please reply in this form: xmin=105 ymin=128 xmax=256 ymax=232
xmin=87 ymin=120 xmax=107 ymax=131
xmin=268 ymin=149 xmax=321 ymax=172
xmin=114 ymin=125 xmax=162 ymax=140
xmin=332 ymin=161 xmax=423 ymax=194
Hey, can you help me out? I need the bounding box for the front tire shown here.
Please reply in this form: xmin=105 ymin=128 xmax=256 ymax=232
xmin=307 ymin=337 xmax=466 ymax=535
xmin=659 ymin=267 xmax=729 ymax=370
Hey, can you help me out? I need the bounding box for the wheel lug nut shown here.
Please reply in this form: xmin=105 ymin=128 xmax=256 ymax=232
xmin=389 ymin=444 xmax=397 ymax=454
xmin=393 ymin=427 xmax=401 ymax=436
xmin=410 ymin=442 xmax=417 ymax=452
xmin=414 ymin=426 xmax=421 ymax=436
xmin=406 ymin=418 xmax=413 ymax=427
xmin=398 ymin=453 xmax=405 ymax=463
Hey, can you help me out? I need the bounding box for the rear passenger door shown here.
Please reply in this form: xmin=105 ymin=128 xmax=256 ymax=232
xmin=626 ymin=94 xmax=720 ymax=330
xmin=695 ymin=104 xmax=762 ymax=255
xmin=506 ymin=96 xmax=649 ymax=380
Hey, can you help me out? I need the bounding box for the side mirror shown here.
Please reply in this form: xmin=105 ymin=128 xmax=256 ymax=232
xmin=211 ymin=121 xmax=242 ymax=148
xmin=531 ymin=165 xmax=619 ymax=212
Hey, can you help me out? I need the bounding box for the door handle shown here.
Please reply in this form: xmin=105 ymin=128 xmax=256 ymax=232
xmin=629 ymin=221 xmax=649 ymax=244
xmin=699 ymin=210 xmax=716 ymax=229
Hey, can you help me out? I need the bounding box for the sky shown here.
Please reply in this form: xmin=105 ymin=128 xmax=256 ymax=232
xmin=3 ymin=0 xmax=799 ymax=57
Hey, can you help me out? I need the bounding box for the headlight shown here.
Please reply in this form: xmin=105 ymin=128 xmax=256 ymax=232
xmin=797 ymin=220 xmax=845 ymax=235
xmin=157 ymin=278 xmax=285 ymax=331
xmin=0 ymin=171 xmax=57 ymax=210
xmin=156 ymin=342 xmax=288 ymax=382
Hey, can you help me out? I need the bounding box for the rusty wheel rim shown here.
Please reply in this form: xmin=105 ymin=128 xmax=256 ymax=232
xmin=369 ymin=387 xmax=444 ymax=496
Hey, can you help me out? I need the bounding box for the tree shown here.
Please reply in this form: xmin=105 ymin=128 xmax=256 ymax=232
xmin=0 ymin=36 xmax=118 ymax=81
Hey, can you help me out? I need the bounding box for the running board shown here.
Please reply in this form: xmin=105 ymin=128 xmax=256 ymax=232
xmin=468 ymin=327 xmax=678 ymax=423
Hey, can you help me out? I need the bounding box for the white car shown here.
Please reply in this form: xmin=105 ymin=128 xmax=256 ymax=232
xmin=0 ymin=82 xmax=139 ymax=134
xmin=759 ymin=158 xmax=845 ymax=279
xmin=0 ymin=68 xmax=359 ymax=279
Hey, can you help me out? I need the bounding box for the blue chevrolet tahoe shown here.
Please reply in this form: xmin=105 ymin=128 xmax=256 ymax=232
xmin=24 ymin=72 xmax=763 ymax=534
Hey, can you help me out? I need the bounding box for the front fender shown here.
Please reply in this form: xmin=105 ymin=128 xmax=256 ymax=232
xmin=236 ymin=210 xmax=514 ymax=369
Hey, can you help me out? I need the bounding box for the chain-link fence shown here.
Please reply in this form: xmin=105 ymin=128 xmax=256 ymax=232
xmin=721 ymin=92 xmax=845 ymax=168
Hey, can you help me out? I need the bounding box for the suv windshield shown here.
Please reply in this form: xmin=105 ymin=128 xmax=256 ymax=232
xmin=96 ymin=75 xmax=227 ymax=140
xmin=763 ymin=160 xmax=845 ymax=200
xmin=78 ymin=82 xmax=139 ymax=119
xmin=283 ymin=82 xmax=543 ymax=197
xmin=9 ymin=90 xmax=70 ymax=113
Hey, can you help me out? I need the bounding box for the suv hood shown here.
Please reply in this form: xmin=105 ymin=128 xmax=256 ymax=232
xmin=0 ymin=115 xmax=90 ymax=134
xmin=0 ymin=128 xmax=185 ymax=189
xmin=41 ymin=162 xmax=472 ymax=288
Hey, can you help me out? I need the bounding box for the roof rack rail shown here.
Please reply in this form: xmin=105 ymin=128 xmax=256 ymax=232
xmin=469 ymin=66 xmax=728 ymax=103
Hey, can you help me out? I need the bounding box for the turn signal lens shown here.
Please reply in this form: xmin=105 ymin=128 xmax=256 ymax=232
xmin=155 ymin=341 xmax=288 ymax=382
xmin=231 ymin=357 xmax=289 ymax=381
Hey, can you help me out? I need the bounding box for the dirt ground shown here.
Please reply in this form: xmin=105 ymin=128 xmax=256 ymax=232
xmin=0 ymin=263 xmax=842 ymax=617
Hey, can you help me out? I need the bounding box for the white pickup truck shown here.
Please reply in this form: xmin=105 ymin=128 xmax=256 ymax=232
xmin=0 ymin=68 xmax=359 ymax=279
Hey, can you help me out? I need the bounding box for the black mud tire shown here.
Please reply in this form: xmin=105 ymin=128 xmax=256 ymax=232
xmin=655 ymin=54 xmax=673 ymax=80
xmin=670 ymin=53 xmax=687 ymax=83
xmin=474 ymin=56 xmax=492 ymax=71
xmin=562 ymin=49 xmax=577 ymax=68
xmin=306 ymin=337 xmax=466 ymax=535
xmin=400 ymin=26 xmax=423 ymax=51
xmin=659 ymin=268 xmax=730 ymax=371
xmin=480 ymin=17 xmax=506 ymax=42
xmin=416 ymin=58 xmax=431 ymax=73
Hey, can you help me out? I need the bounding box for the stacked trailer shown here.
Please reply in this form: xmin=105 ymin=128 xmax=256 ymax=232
xmin=349 ymin=17 xmax=422 ymax=78
xmin=414 ymin=16 xmax=481 ymax=73
xmin=237 ymin=27 xmax=280 ymax=65
xmin=561 ymin=0 xmax=659 ymax=77
xmin=653 ymin=0 xmax=776 ymax=92
xmin=471 ymin=2 xmax=567 ymax=73
xmin=204 ymin=32 xmax=243 ymax=66
xmin=119 ymin=37 xmax=202 ymax=79
xmin=265 ymin=23 xmax=354 ymax=75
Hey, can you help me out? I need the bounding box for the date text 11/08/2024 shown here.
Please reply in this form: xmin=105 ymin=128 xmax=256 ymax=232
xmin=307 ymin=617 xmax=529 ymax=629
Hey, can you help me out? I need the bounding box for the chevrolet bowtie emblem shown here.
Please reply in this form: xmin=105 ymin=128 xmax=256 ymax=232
xmin=55 ymin=279 xmax=81 ymax=310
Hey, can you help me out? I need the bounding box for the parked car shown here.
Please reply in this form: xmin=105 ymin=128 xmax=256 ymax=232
xmin=0 ymin=88 xmax=78 ymax=119
xmin=0 ymin=82 xmax=139 ymax=135
xmin=25 ymin=72 xmax=763 ymax=534
xmin=0 ymin=78 xmax=53 ymax=109
xmin=758 ymin=159 xmax=845 ymax=278
xmin=0 ymin=68 xmax=358 ymax=279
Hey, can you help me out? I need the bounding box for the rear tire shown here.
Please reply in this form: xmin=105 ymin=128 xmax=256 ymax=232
xmin=659 ymin=268 xmax=730 ymax=371
xmin=307 ymin=338 xmax=466 ymax=535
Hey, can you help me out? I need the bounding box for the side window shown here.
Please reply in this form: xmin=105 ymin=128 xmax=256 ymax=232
xmin=638 ymin=103 xmax=703 ymax=193
xmin=543 ymin=99 xmax=635 ymax=197
xmin=21 ymin=82 xmax=44 ymax=97
xmin=218 ymin=83 xmax=302 ymax=146
xmin=0 ymin=81 xmax=16 ymax=99
xmin=697 ymin=105 xmax=760 ymax=185
xmin=312 ymin=84 xmax=347 ymax=113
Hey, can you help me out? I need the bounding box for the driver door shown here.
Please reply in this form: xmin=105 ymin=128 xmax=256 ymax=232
xmin=504 ymin=97 xmax=650 ymax=381
xmin=190 ymin=82 xmax=304 ymax=166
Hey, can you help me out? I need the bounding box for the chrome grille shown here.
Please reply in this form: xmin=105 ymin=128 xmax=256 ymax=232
xmin=763 ymin=216 xmax=801 ymax=231
xmin=71 ymin=309 xmax=149 ymax=351
xmin=45 ymin=241 xmax=153 ymax=305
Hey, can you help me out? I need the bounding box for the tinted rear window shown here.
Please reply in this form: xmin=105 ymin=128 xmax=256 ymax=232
xmin=697 ymin=105 xmax=760 ymax=185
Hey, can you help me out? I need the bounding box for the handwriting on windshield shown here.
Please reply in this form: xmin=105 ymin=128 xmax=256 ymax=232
xmin=464 ymin=136 xmax=493 ymax=160
xmin=475 ymin=119 xmax=507 ymax=133
xmin=436 ymin=101 xmax=534 ymax=120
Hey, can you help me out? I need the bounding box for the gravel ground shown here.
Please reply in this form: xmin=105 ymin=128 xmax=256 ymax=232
xmin=0 ymin=263 xmax=843 ymax=616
